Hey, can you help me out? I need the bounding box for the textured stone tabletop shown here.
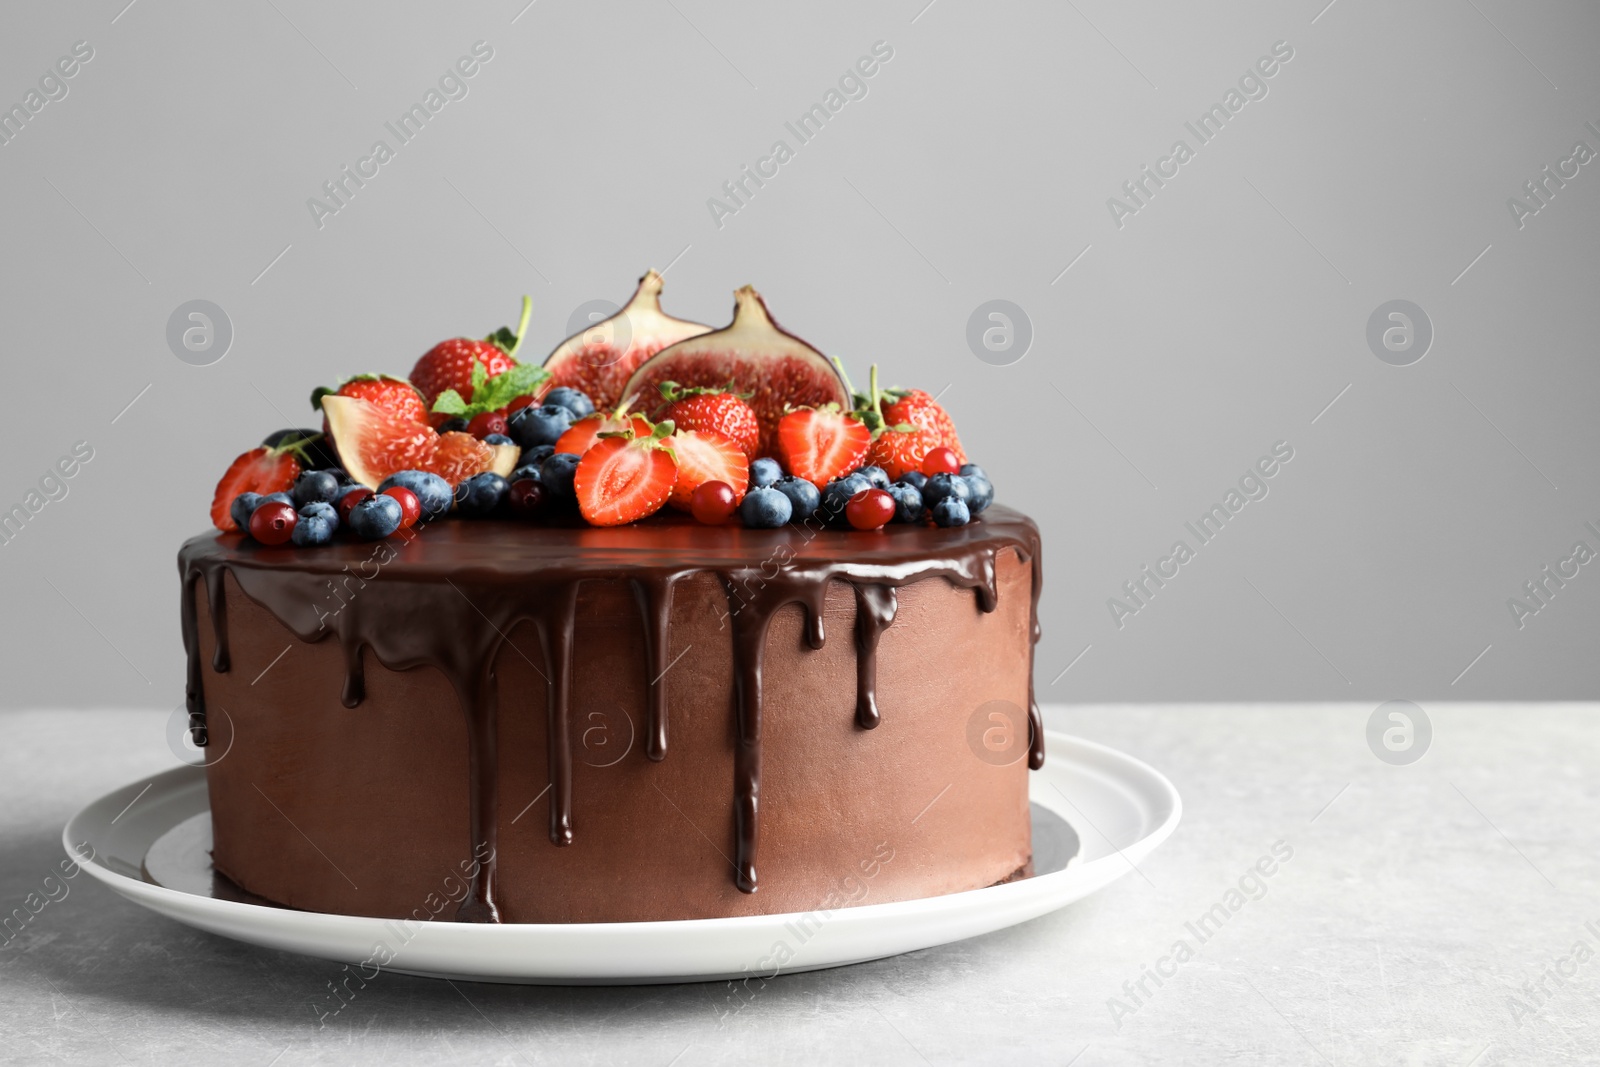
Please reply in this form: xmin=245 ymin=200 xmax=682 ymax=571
xmin=2 ymin=704 xmax=1596 ymax=1065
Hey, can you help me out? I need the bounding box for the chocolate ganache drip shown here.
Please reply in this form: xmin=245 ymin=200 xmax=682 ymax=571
xmin=179 ymin=506 xmax=1043 ymax=920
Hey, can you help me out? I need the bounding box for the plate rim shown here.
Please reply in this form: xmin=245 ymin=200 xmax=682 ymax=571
xmin=62 ymin=730 xmax=1181 ymax=977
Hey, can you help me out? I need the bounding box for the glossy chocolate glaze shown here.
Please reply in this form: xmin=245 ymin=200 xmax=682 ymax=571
xmin=179 ymin=505 xmax=1043 ymax=921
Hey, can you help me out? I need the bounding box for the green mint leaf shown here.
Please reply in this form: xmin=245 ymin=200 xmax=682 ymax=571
xmin=431 ymin=389 xmax=469 ymax=416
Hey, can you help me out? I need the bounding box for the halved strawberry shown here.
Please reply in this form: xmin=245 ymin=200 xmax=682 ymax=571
xmin=554 ymin=410 xmax=652 ymax=457
xmin=776 ymin=406 xmax=870 ymax=488
xmin=667 ymin=429 xmax=749 ymax=510
xmin=574 ymin=424 xmax=678 ymax=527
xmin=321 ymin=395 xmax=517 ymax=488
xmin=210 ymin=447 xmax=301 ymax=531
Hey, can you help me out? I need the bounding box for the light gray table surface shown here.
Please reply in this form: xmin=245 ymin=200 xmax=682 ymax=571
xmin=2 ymin=704 xmax=1595 ymax=1066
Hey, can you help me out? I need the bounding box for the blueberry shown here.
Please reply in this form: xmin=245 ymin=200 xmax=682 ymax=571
xmin=740 ymin=486 xmax=792 ymax=528
xmin=887 ymin=483 xmax=925 ymax=524
xmin=749 ymin=457 xmax=783 ymax=489
xmin=921 ymin=473 xmax=972 ymax=510
xmin=543 ymin=387 xmax=595 ymax=419
xmin=962 ymin=472 xmax=994 ymax=514
xmin=897 ymin=470 xmax=928 ymax=490
xmin=540 ymin=452 xmax=581 ymax=502
xmin=229 ymin=492 xmax=263 ymax=530
xmin=856 ymin=465 xmax=891 ymax=491
xmin=931 ymin=496 xmax=970 ymax=528
xmin=773 ymin=475 xmax=820 ymax=520
xmin=958 ymin=463 xmax=988 ymax=482
xmin=377 ymin=470 xmax=452 ymax=520
xmin=439 ymin=417 xmax=469 ymax=434
xmin=820 ymin=473 xmax=871 ymax=524
xmin=519 ymin=444 xmax=555 ymax=470
xmin=510 ymin=404 xmax=574 ymax=449
xmin=348 ymin=494 xmax=403 ymax=540
xmin=455 ymin=472 xmax=509 ymax=517
xmin=291 ymin=512 xmax=335 ymax=547
xmin=291 ymin=469 xmax=342 ymax=509
xmin=298 ymin=500 xmax=339 ymax=532
xmin=511 ymin=465 xmax=542 ymax=485
xmin=483 ymin=433 xmax=515 ymax=447
xmin=260 ymin=491 xmax=292 ymax=509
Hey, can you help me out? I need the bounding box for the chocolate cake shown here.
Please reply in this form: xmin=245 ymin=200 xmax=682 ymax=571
xmin=180 ymin=509 xmax=1043 ymax=923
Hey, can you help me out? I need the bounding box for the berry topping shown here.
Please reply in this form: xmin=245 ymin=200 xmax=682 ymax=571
xmin=210 ymin=446 xmax=301 ymax=532
xmin=667 ymin=429 xmax=749 ymax=511
xmin=337 ymin=486 xmax=374 ymax=524
xmin=920 ymin=446 xmax=961 ymax=476
xmin=776 ymin=406 xmax=870 ymax=488
xmin=381 ymin=485 xmax=422 ymax=529
xmin=920 ymin=472 xmax=973 ymax=510
xmin=573 ymin=423 xmax=678 ymax=527
xmin=247 ymin=500 xmax=297 ymax=545
xmin=291 ymin=469 xmax=342 ymax=509
xmin=467 ymin=412 xmax=509 ymax=440
xmin=540 ymin=452 xmax=581 ymax=503
xmin=772 ymin=475 xmax=820 ymax=521
xmin=508 ymin=478 xmax=547 ymax=518
xmin=512 ymin=404 xmax=577 ymax=450
xmin=376 ymin=470 xmax=452 ymax=521
xmin=542 ymin=387 xmax=596 ymax=420
xmin=690 ymin=480 xmax=738 ymax=525
xmin=659 ymin=381 xmax=761 ymax=462
xmin=455 ymin=472 xmax=509 ymax=517
xmin=410 ymin=297 xmax=534 ymax=408
xmin=739 ymin=486 xmax=792 ymax=529
xmin=348 ymin=494 xmax=403 ymax=540
xmin=228 ymin=492 xmax=263 ymax=531
xmin=846 ymin=488 xmax=896 ymax=531
xmin=931 ymin=495 xmax=971 ymax=527
xmin=886 ymin=482 xmax=924 ymax=524
xmin=749 ymin=457 xmax=782 ymax=488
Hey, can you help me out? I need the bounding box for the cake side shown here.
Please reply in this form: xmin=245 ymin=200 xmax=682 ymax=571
xmin=186 ymin=510 xmax=1042 ymax=922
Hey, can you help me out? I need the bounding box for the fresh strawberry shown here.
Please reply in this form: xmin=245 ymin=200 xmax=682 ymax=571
xmin=776 ymin=406 xmax=870 ymax=488
xmin=410 ymin=297 xmax=533 ymax=407
xmin=865 ymin=424 xmax=942 ymax=481
xmin=554 ymin=409 xmax=652 ymax=457
xmin=312 ymin=375 xmax=427 ymax=425
xmin=209 ymin=446 xmax=301 ymax=531
xmin=574 ymin=423 xmax=678 ymax=526
xmin=658 ymin=381 xmax=761 ymax=462
xmin=882 ymin=387 xmax=965 ymax=464
xmin=667 ymin=429 xmax=748 ymax=510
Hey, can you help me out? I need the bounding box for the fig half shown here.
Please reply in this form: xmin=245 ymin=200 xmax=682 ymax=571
xmin=541 ymin=270 xmax=711 ymax=412
xmin=621 ymin=286 xmax=850 ymax=457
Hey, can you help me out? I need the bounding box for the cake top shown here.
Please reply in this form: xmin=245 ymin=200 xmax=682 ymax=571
xmin=206 ymin=272 xmax=996 ymax=547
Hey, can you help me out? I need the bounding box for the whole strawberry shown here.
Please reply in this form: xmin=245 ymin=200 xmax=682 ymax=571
xmin=882 ymin=388 xmax=965 ymax=465
xmin=410 ymin=297 xmax=532 ymax=408
xmin=866 ymin=424 xmax=942 ymax=481
xmin=659 ymin=381 xmax=760 ymax=461
xmin=839 ymin=362 xmax=947 ymax=480
xmin=311 ymin=375 xmax=427 ymax=425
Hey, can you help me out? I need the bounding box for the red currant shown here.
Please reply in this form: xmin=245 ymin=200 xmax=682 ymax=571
xmin=382 ymin=486 xmax=422 ymax=529
xmin=921 ymin=446 xmax=960 ymax=476
xmin=691 ymin=480 xmax=737 ymax=525
xmin=338 ymin=487 xmax=374 ymax=524
xmin=468 ymin=412 xmax=509 ymax=439
xmin=248 ymin=501 xmax=298 ymax=545
xmin=846 ymin=488 xmax=896 ymax=531
xmin=509 ymin=478 xmax=547 ymax=517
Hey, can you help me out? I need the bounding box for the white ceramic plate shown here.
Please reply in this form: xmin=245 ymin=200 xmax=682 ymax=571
xmin=64 ymin=731 xmax=1180 ymax=985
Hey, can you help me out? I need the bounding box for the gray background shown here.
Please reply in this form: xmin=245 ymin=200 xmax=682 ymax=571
xmin=2 ymin=0 xmax=1597 ymax=709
